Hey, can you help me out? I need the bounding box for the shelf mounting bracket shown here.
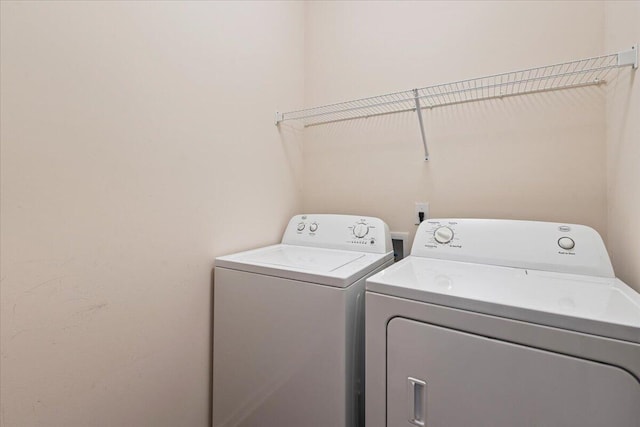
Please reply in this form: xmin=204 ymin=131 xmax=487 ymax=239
xmin=413 ymin=89 xmax=429 ymax=160
xmin=275 ymin=112 xmax=284 ymax=126
xmin=617 ymin=45 xmax=638 ymax=69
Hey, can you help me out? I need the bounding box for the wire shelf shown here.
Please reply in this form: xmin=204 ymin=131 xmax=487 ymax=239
xmin=275 ymin=45 xmax=637 ymax=160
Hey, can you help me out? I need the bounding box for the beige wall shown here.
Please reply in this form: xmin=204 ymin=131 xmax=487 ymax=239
xmin=302 ymin=1 xmax=608 ymax=246
xmin=1 ymin=1 xmax=639 ymax=426
xmin=0 ymin=2 xmax=303 ymax=426
xmin=605 ymin=1 xmax=640 ymax=292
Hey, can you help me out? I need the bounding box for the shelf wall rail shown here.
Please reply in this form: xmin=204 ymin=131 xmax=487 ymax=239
xmin=275 ymin=45 xmax=637 ymax=160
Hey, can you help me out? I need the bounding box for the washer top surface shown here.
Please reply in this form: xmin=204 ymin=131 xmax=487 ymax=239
xmin=217 ymin=244 xmax=391 ymax=288
xmin=216 ymin=214 xmax=393 ymax=288
xmin=367 ymin=257 xmax=640 ymax=343
xmin=366 ymin=219 xmax=640 ymax=343
xmin=240 ymin=245 xmax=364 ymax=272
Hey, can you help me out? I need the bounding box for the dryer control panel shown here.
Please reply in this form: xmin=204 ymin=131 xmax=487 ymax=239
xmin=283 ymin=214 xmax=392 ymax=254
xmin=412 ymin=219 xmax=614 ymax=278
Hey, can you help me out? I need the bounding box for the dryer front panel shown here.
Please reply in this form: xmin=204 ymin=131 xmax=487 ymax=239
xmin=386 ymin=318 xmax=640 ymax=427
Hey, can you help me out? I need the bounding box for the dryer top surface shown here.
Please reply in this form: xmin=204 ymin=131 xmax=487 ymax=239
xmin=367 ymin=256 xmax=640 ymax=343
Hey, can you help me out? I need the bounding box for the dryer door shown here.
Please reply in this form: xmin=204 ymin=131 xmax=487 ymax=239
xmin=387 ymin=318 xmax=640 ymax=427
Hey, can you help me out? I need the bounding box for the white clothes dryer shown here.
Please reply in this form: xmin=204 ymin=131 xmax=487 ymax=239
xmin=365 ymin=219 xmax=640 ymax=427
xmin=214 ymin=214 xmax=393 ymax=427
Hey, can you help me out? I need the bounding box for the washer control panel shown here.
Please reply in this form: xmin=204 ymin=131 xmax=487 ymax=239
xmin=434 ymin=226 xmax=454 ymax=244
xmin=353 ymin=222 xmax=370 ymax=239
xmin=415 ymin=221 xmax=463 ymax=250
xmin=412 ymin=219 xmax=614 ymax=278
xmin=283 ymin=214 xmax=392 ymax=254
xmin=558 ymin=236 xmax=575 ymax=250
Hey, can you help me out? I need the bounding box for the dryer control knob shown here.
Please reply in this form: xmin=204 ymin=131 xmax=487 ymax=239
xmin=558 ymin=237 xmax=575 ymax=250
xmin=297 ymin=222 xmax=306 ymax=231
xmin=434 ymin=226 xmax=454 ymax=244
xmin=353 ymin=223 xmax=369 ymax=238
xmin=309 ymin=223 xmax=318 ymax=232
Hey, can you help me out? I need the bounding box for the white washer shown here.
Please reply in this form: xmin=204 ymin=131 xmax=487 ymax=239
xmin=214 ymin=214 xmax=393 ymax=427
xmin=366 ymin=219 xmax=640 ymax=427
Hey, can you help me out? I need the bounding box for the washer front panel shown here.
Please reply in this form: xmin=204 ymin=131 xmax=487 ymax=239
xmin=387 ymin=318 xmax=640 ymax=427
xmin=364 ymin=292 xmax=640 ymax=427
xmin=214 ymin=268 xmax=351 ymax=427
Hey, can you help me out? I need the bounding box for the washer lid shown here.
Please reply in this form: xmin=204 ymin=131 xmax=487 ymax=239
xmin=216 ymin=244 xmax=392 ymax=288
xmin=239 ymin=245 xmax=364 ymax=272
xmin=366 ymin=257 xmax=640 ymax=343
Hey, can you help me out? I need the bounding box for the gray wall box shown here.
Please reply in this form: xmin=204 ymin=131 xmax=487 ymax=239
xmin=391 ymin=232 xmax=410 ymax=262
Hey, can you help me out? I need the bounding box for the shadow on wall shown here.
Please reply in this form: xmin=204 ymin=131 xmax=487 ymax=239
xmin=209 ymin=268 xmax=215 ymax=427
xmin=606 ymin=68 xmax=636 ymax=179
xmin=300 ymin=82 xmax=608 ymax=242
xmin=303 ymin=82 xmax=606 ymax=153
xmin=277 ymin=122 xmax=305 ymax=192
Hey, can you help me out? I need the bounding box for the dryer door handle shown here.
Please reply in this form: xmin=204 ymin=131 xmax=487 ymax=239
xmin=407 ymin=377 xmax=427 ymax=426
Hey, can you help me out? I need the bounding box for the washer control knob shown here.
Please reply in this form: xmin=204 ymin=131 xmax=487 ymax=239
xmin=353 ymin=223 xmax=369 ymax=238
xmin=297 ymin=222 xmax=306 ymax=232
xmin=434 ymin=226 xmax=454 ymax=244
xmin=309 ymin=223 xmax=318 ymax=232
xmin=558 ymin=237 xmax=575 ymax=250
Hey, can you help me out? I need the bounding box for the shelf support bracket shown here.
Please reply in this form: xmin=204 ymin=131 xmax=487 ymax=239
xmin=617 ymin=45 xmax=638 ymax=69
xmin=275 ymin=111 xmax=284 ymax=126
xmin=413 ymin=89 xmax=429 ymax=160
